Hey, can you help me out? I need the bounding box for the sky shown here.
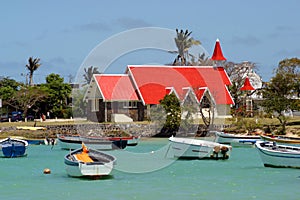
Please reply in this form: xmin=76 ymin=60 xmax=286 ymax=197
xmin=1 ymin=0 xmax=299 ymax=84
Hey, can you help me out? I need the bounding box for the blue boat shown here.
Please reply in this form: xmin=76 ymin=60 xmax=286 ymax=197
xmin=0 ymin=137 xmax=28 ymax=157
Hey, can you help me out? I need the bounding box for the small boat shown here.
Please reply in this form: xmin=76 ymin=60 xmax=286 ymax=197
xmin=64 ymin=144 xmax=116 ymax=177
xmin=214 ymin=131 xmax=261 ymax=146
xmin=57 ymin=134 xmax=128 ymax=150
xmin=260 ymin=134 xmax=300 ymax=145
xmin=0 ymin=137 xmax=28 ymax=157
xmin=168 ymin=136 xmax=232 ymax=159
xmin=255 ymin=141 xmax=300 ymax=168
xmin=11 ymin=136 xmax=45 ymax=145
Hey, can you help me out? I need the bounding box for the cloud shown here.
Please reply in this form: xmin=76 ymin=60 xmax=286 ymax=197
xmin=0 ymin=41 xmax=28 ymax=49
xmin=230 ymin=35 xmax=261 ymax=46
xmin=78 ymin=22 xmax=111 ymax=32
xmin=48 ymin=57 xmax=67 ymax=65
xmin=273 ymin=49 xmax=300 ymax=57
xmin=62 ymin=18 xmax=151 ymax=34
xmin=275 ymin=25 xmax=294 ymax=32
xmin=62 ymin=21 xmax=111 ymax=33
xmin=115 ymin=17 xmax=152 ymax=29
xmin=35 ymin=30 xmax=49 ymax=40
xmin=0 ymin=60 xmax=27 ymax=80
xmin=268 ymin=25 xmax=298 ymax=39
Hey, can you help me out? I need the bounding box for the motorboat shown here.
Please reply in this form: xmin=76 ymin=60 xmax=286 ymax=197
xmin=168 ymin=136 xmax=232 ymax=159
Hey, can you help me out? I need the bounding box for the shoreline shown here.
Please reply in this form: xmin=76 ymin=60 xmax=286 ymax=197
xmin=1 ymin=118 xmax=299 ymax=139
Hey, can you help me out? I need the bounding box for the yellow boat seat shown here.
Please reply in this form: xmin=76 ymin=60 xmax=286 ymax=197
xmin=74 ymin=152 xmax=94 ymax=163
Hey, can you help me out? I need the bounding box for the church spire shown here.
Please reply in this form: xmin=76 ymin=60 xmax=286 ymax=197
xmin=211 ymin=39 xmax=226 ymax=61
xmin=240 ymin=77 xmax=255 ymax=91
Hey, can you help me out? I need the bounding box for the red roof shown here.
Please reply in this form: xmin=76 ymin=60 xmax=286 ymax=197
xmin=94 ymin=74 xmax=139 ymax=101
xmin=127 ymin=65 xmax=234 ymax=105
xmin=195 ymin=87 xmax=207 ymax=102
xmin=240 ymin=77 xmax=255 ymax=91
xmin=211 ymin=39 xmax=226 ymax=61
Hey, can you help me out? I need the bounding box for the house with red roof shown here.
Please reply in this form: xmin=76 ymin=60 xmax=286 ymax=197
xmin=84 ymin=39 xmax=234 ymax=122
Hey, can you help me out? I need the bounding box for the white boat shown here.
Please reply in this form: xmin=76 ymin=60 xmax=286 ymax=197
xmin=260 ymin=134 xmax=300 ymax=146
xmin=168 ymin=136 xmax=232 ymax=159
xmin=64 ymin=144 xmax=116 ymax=177
xmin=214 ymin=131 xmax=261 ymax=146
xmin=255 ymin=141 xmax=300 ymax=168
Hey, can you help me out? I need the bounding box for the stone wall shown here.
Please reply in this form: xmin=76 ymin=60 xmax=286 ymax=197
xmin=45 ymin=123 xmax=158 ymax=137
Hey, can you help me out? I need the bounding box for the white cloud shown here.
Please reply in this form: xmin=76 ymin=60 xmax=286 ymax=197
xmin=115 ymin=17 xmax=152 ymax=29
xmin=230 ymin=35 xmax=261 ymax=46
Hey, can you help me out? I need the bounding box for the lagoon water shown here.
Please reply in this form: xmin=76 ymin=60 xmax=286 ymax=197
xmin=0 ymin=138 xmax=299 ymax=200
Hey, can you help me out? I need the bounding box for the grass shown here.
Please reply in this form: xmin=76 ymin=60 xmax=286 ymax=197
xmin=222 ymin=116 xmax=300 ymax=135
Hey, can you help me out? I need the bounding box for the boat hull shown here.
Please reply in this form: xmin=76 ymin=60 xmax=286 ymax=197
xmin=255 ymin=141 xmax=300 ymax=168
xmin=260 ymin=134 xmax=300 ymax=146
xmin=127 ymin=136 xmax=140 ymax=146
xmin=0 ymin=138 xmax=28 ymax=157
xmin=57 ymin=135 xmax=127 ymax=150
xmin=64 ymin=148 xmax=116 ymax=177
xmin=214 ymin=131 xmax=260 ymax=147
xmin=168 ymin=136 xmax=232 ymax=159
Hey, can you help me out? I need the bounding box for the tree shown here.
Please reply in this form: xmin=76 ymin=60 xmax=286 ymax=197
xmin=190 ymin=52 xmax=213 ymax=66
xmin=7 ymin=86 xmax=48 ymax=118
xmin=0 ymin=77 xmax=21 ymax=114
xmin=72 ymin=88 xmax=87 ymax=117
xmin=26 ymin=57 xmax=41 ymax=86
xmin=224 ymin=61 xmax=259 ymax=116
xmin=0 ymin=77 xmax=20 ymax=101
xmin=261 ymin=58 xmax=300 ymax=134
xmin=171 ymin=29 xmax=201 ymax=66
xmin=83 ymin=66 xmax=100 ymax=85
xmin=158 ymin=93 xmax=181 ymax=136
xmin=41 ymin=73 xmax=72 ymax=118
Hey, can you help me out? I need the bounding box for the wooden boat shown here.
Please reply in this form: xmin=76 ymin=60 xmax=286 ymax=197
xmin=255 ymin=141 xmax=300 ymax=168
xmin=0 ymin=137 xmax=28 ymax=157
xmin=57 ymin=134 xmax=129 ymax=150
xmin=214 ymin=131 xmax=261 ymax=146
xmin=168 ymin=136 xmax=232 ymax=160
xmin=260 ymin=134 xmax=300 ymax=145
xmin=64 ymin=144 xmax=116 ymax=177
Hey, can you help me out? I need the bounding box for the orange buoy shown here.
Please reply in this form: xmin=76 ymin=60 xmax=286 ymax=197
xmin=43 ymin=168 xmax=51 ymax=174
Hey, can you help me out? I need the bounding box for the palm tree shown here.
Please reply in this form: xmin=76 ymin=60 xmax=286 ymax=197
xmin=83 ymin=66 xmax=100 ymax=85
xmin=26 ymin=57 xmax=41 ymax=86
xmin=173 ymin=29 xmax=201 ymax=65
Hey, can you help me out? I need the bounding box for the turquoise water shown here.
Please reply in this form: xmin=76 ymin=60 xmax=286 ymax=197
xmin=0 ymin=138 xmax=299 ymax=200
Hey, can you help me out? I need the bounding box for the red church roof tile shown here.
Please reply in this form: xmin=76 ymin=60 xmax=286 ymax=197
xmin=127 ymin=65 xmax=234 ymax=105
xmin=195 ymin=87 xmax=207 ymax=102
xmin=94 ymin=74 xmax=139 ymax=101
